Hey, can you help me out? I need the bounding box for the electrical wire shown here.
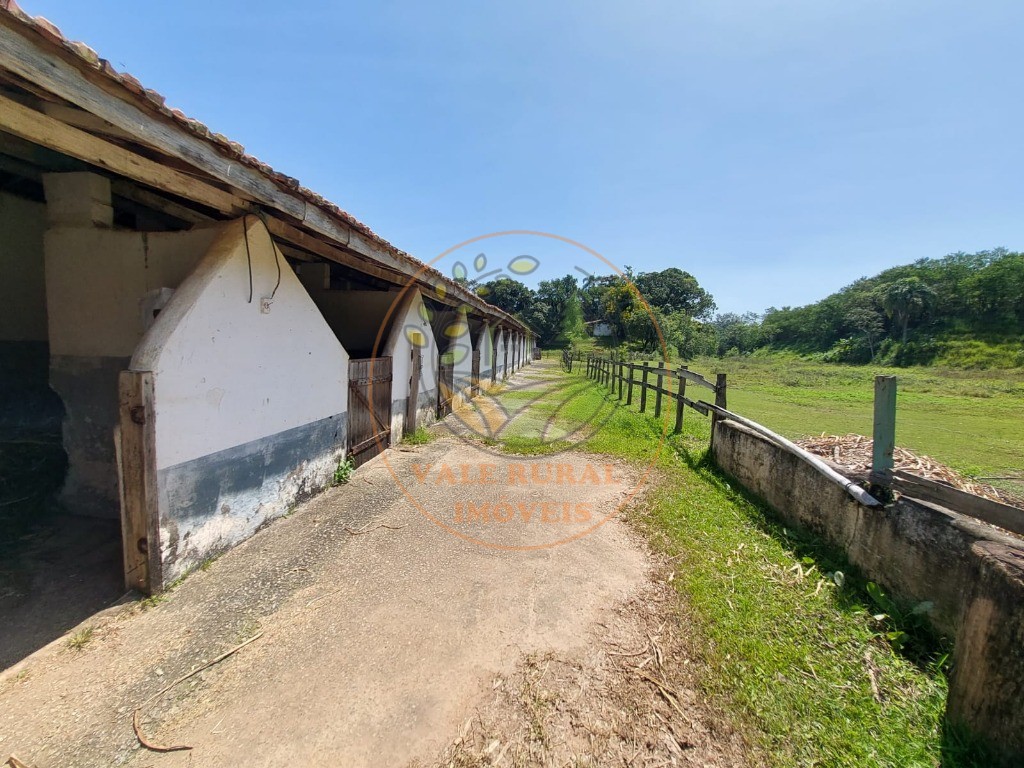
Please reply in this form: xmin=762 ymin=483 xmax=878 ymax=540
xmin=257 ymin=210 xmax=282 ymax=301
xmin=242 ymin=214 xmax=253 ymax=303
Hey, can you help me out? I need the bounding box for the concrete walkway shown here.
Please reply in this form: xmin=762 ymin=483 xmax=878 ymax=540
xmin=0 ymin=397 xmax=649 ymax=766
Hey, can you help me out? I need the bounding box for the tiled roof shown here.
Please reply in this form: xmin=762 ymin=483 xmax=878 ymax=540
xmin=0 ymin=0 xmax=528 ymax=331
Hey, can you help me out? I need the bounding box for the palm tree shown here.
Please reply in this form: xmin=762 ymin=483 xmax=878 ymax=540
xmin=878 ymin=277 xmax=935 ymax=343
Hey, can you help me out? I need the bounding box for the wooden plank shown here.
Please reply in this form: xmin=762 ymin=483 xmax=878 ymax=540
xmin=407 ymin=346 xmax=421 ymax=432
xmin=643 ymin=366 xmax=716 ymax=391
xmin=110 ymin=179 xmax=215 ymax=225
xmin=117 ymin=371 xmax=160 ymax=594
xmin=872 ymin=375 xmax=897 ymax=484
xmin=0 ymin=92 xmax=247 ymax=214
xmin=40 ymin=100 xmax=135 ymax=141
xmin=894 ymin=471 xmax=1024 ymax=537
xmin=684 ymin=397 xmax=710 ymax=416
xmin=0 ymin=20 xmax=525 ymax=332
xmin=263 ymin=215 xmax=405 ymax=287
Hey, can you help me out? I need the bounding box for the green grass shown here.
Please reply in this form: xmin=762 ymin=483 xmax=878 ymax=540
xmin=66 ymin=626 xmax=95 ymax=651
xmin=689 ymin=356 xmax=1024 ymax=486
xmin=402 ymin=427 xmax=435 ymax=446
xmin=483 ymin=362 xmax=990 ymax=767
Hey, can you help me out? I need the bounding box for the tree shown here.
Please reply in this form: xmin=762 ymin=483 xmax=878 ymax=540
xmin=633 ymin=268 xmax=716 ymax=320
xmin=845 ymin=306 xmax=886 ymax=359
xmin=877 ymin=277 xmax=935 ymax=343
xmin=476 ymin=278 xmax=535 ymax=318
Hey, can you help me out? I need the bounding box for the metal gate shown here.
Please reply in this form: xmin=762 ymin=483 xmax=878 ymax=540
xmin=348 ymin=357 xmax=392 ymax=468
xmin=471 ymin=349 xmax=481 ymax=396
xmin=437 ymin=352 xmax=455 ymax=418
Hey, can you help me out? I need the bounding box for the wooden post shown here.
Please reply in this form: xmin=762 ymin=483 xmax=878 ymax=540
xmin=871 ymin=375 xmax=897 ymax=486
xmin=675 ymin=366 xmax=687 ymax=433
xmin=655 ymin=369 xmax=663 ymax=418
xmin=640 ymin=363 xmax=649 ymax=413
xmin=710 ymin=372 xmax=727 ymax=446
xmin=626 ymin=363 xmax=634 ymax=405
xmin=617 ymin=361 xmax=623 ymax=399
xmin=117 ymin=370 xmax=160 ymax=594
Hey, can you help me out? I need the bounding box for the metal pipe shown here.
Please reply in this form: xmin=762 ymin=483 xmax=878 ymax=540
xmin=702 ymin=403 xmax=883 ymax=508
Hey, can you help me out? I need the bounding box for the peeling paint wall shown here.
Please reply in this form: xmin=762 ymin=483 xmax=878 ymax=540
xmin=42 ymin=190 xmax=220 ymax=517
xmin=131 ymin=218 xmax=349 ymax=584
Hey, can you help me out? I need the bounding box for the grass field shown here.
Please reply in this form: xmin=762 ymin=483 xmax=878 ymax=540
xmin=477 ymin=361 xmax=992 ymax=767
xmin=688 ymin=355 xmax=1024 ymax=487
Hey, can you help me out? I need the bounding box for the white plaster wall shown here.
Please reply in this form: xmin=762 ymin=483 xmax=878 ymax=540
xmin=496 ymin=329 xmax=508 ymax=379
xmin=45 ymin=224 xmax=221 ymax=357
xmin=450 ymin=306 xmax=474 ymax=403
xmin=477 ymin=324 xmax=494 ymax=379
xmin=0 ymin=192 xmax=47 ymax=342
xmin=132 ymin=219 xmax=348 ymax=470
xmin=382 ymin=288 xmax=438 ymax=439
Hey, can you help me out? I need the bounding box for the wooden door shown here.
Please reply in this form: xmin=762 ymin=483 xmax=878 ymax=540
xmin=406 ymin=346 xmax=421 ymax=434
xmin=471 ymin=349 xmax=481 ymax=396
xmin=437 ymin=352 xmax=455 ymax=417
xmin=348 ymin=357 xmax=393 ymax=468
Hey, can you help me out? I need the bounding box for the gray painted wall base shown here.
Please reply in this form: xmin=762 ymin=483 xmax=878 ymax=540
xmin=156 ymin=412 xmax=346 ymax=583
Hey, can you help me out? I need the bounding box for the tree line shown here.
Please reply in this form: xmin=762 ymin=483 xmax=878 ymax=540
xmin=473 ymin=249 xmax=1024 ymax=368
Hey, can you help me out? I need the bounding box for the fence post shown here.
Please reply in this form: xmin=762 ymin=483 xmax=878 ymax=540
xmin=710 ymin=372 xmax=727 ymax=446
xmin=674 ymin=366 xmax=687 ymax=433
xmin=655 ymin=367 xmax=664 ymax=418
xmin=626 ymin=363 xmax=634 ymax=405
xmin=640 ymin=362 xmax=649 ymax=413
xmin=871 ymin=375 xmax=897 ymax=487
xmin=617 ymin=360 xmax=624 ymax=399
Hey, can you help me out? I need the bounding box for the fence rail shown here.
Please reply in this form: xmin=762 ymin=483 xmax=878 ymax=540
xmin=581 ymin=353 xmax=726 ymax=434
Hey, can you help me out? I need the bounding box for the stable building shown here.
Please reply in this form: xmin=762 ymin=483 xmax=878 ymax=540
xmin=0 ymin=3 xmax=533 ymax=597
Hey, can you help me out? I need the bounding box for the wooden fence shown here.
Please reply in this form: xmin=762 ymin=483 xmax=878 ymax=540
xmin=583 ymin=354 xmax=726 ymax=433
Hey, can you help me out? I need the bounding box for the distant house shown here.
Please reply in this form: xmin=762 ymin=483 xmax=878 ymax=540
xmin=591 ymin=321 xmax=614 ymax=337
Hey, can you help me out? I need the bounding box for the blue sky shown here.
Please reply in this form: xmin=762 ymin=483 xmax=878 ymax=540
xmin=24 ymin=1 xmax=1024 ymax=313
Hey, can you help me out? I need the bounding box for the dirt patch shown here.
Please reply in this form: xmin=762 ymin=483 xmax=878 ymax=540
xmin=433 ymin=579 xmax=752 ymax=767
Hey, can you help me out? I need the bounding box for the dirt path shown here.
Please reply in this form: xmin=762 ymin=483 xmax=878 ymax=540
xmin=1 ymin=367 xmax=750 ymax=767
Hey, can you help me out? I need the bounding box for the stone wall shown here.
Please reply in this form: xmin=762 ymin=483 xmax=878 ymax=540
xmin=712 ymin=417 xmax=1024 ymax=765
